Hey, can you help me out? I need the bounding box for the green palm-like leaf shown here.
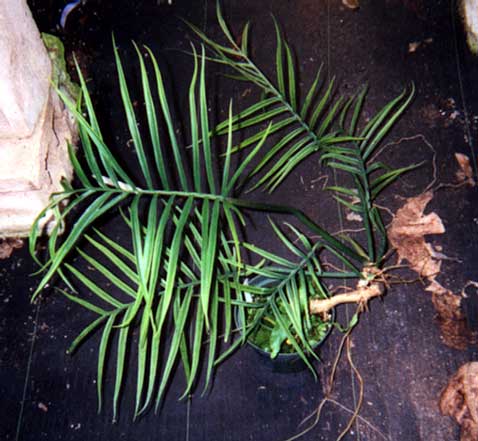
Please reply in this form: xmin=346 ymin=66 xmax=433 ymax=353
xmin=190 ymin=5 xmax=418 ymax=267
xmin=188 ymin=5 xmax=359 ymax=193
xmin=321 ymin=84 xmax=420 ymax=263
xmin=29 ymin=37 xmax=367 ymax=419
xmin=62 ymin=212 xmax=247 ymax=418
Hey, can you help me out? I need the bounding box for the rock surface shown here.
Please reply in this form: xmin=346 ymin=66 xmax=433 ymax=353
xmin=0 ymin=0 xmax=75 ymax=237
xmin=461 ymin=0 xmax=478 ymax=54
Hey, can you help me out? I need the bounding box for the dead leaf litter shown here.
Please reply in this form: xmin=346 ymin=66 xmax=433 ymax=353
xmin=0 ymin=238 xmax=24 ymax=260
xmin=440 ymin=362 xmax=478 ymax=441
xmin=387 ymin=191 xmax=445 ymax=280
xmin=342 ymin=0 xmax=360 ymax=10
xmin=455 ymin=153 xmax=476 ymax=186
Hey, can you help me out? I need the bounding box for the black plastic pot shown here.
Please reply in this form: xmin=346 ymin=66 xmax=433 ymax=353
xmin=236 ymin=276 xmax=334 ymax=374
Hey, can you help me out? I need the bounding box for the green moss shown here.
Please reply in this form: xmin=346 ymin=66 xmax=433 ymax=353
xmin=41 ymin=33 xmax=80 ymax=101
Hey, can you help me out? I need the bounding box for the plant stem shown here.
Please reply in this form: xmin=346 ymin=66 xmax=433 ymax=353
xmin=227 ymin=197 xmax=365 ymax=264
xmin=309 ymin=281 xmax=384 ymax=314
xmin=88 ymin=182 xmax=366 ymax=264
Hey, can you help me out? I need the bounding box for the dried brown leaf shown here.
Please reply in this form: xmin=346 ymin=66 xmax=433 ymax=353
xmin=440 ymin=362 xmax=478 ymax=441
xmin=455 ymin=153 xmax=476 ymax=186
xmin=38 ymin=402 xmax=49 ymax=413
xmin=346 ymin=212 xmax=363 ymax=222
xmin=387 ymin=191 xmax=445 ymax=279
xmin=426 ymin=281 xmax=474 ymax=350
xmin=408 ymin=38 xmax=433 ymax=54
xmin=0 ymin=238 xmax=24 ymax=259
xmin=461 ymin=419 xmax=478 ymax=441
xmin=342 ymin=0 xmax=359 ymax=9
xmin=408 ymin=41 xmax=421 ymax=53
xmin=426 ymin=281 xmax=462 ymax=320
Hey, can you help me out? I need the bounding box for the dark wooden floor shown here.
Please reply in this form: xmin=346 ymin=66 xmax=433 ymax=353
xmin=2 ymin=0 xmax=478 ymax=440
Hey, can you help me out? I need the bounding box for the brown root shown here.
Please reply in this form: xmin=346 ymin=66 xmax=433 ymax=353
xmin=309 ymin=266 xmax=385 ymax=314
xmin=309 ymin=281 xmax=384 ymax=314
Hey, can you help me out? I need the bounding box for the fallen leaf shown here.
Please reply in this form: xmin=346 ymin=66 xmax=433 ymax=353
xmin=455 ymin=153 xmax=476 ymax=186
xmin=408 ymin=38 xmax=433 ymax=54
xmin=342 ymin=0 xmax=359 ymax=9
xmin=387 ymin=192 xmax=475 ymax=350
xmin=0 ymin=238 xmax=24 ymax=259
xmin=346 ymin=212 xmax=363 ymax=222
xmin=440 ymin=362 xmax=478 ymax=441
xmin=461 ymin=420 xmax=478 ymax=441
xmin=408 ymin=41 xmax=421 ymax=53
xmin=426 ymin=281 xmax=461 ymax=318
xmin=38 ymin=402 xmax=49 ymax=412
xmin=426 ymin=280 xmax=474 ymax=350
xmin=387 ymin=191 xmax=445 ymax=279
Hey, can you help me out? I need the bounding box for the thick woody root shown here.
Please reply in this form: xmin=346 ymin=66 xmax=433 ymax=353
xmin=309 ymin=267 xmax=385 ymax=314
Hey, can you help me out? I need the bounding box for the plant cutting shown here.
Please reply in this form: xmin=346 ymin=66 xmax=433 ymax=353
xmin=28 ymin=4 xmax=418 ymax=422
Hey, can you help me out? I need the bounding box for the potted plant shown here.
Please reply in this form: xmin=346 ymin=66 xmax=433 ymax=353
xmin=239 ymin=270 xmax=335 ymax=373
xmin=29 ymin=6 xmax=415 ymax=421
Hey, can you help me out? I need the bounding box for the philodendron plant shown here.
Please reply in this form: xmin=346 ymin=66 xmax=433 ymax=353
xmin=29 ymin=5 xmax=416 ymax=421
